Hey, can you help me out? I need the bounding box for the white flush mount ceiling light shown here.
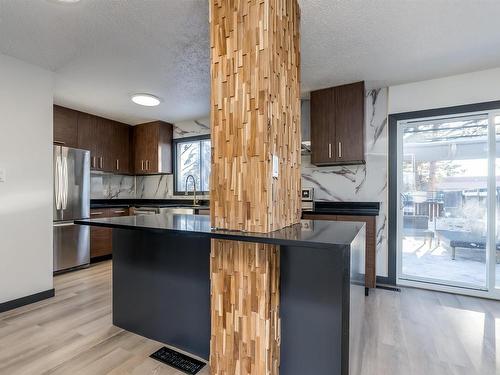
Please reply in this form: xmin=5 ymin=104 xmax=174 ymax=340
xmin=131 ymin=94 xmax=161 ymax=107
xmin=51 ymin=0 xmax=81 ymax=3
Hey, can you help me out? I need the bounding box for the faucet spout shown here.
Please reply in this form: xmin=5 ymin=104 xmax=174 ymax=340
xmin=184 ymin=174 xmax=199 ymax=206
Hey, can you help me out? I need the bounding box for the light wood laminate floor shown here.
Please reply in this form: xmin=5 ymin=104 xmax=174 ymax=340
xmin=0 ymin=261 xmax=499 ymax=375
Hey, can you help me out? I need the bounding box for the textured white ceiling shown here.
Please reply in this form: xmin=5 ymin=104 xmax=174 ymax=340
xmin=300 ymin=0 xmax=500 ymax=92
xmin=0 ymin=0 xmax=499 ymax=124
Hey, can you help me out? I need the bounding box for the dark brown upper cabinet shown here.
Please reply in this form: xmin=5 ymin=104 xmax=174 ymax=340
xmin=310 ymin=88 xmax=334 ymax=165
xmin=76 ymin=111 xmax=99 ymax=166
xmin=109 ymin=120 xmax=131 ymax=174
xmin=53 ymin=105 xmax=78 ymax=148
xmin=133 ymin=121 xmax=173 ymax=174
xmin=75 ymin=109 xmax=132 ymax=174
xmin=98 ymin=118 xmax=131 ymax=174
xmin=56 ymin=105 xmax=172 ymax=175
xmin=310 ymin=81 xmax=365 ymax=166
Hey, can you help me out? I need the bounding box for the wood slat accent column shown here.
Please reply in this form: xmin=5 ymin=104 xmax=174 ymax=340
xmin=209 ymin=0 xmax=301 ymax=233
xmin=210 ymin=239 xmax=280 ymax=375
xmin=209 ymin=0 xmax=300 ymax=373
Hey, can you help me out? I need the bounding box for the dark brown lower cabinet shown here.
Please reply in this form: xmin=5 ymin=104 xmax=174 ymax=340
xmin=90 ymin=208 xmax=129 ymax=259
xmin=302 ymin=213 xmax=376 ymax=292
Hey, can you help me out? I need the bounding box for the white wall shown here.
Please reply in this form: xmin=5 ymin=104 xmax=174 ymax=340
xmin=0 ymin=53 xmax=54 ymax=304
xmin=389 ymin=67 xmax=500 ymax=114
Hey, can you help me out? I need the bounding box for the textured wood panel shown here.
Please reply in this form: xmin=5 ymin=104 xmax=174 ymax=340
xmin=210 ymin=239 xmax=280 ymax=375
xmin=209 ymin=0 xmax=301 ymax=233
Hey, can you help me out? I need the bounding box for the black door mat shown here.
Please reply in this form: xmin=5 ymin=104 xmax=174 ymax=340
xmin=150 ymin=346 xmax=206 ymax=374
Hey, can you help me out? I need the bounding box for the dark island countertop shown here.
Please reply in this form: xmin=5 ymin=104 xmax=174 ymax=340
xmin=75 ymin=213 xmax=365 ymax=249
xmin=90 ymin=199 xmax=210 ymax=209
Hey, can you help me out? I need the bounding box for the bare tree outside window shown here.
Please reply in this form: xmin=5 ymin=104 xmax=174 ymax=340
xmin=176 ymin=138 xmax=211 ymax=193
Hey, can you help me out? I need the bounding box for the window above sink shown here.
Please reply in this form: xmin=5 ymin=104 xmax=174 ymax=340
xmin=173 ymin=135 xmax=211 ymax=195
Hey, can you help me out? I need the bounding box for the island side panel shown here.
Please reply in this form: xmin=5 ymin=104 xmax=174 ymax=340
xmin=280 ymin=244 xmax=351 ymax=375
xmin=112 ymin=228 xmax=211 ymax=359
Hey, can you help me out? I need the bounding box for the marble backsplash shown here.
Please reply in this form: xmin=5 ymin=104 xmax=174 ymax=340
xmin=90 ymin=173 xmax=136 ymax=200
xmin=172 ymin=117 xmax=210 ymax=139
xmin=136 ymin=174 xmax=210 ymax=200
xmin=90 ymin=173 xmax=209 ymax=200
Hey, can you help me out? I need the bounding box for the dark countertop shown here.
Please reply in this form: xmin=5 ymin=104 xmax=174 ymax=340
xmin=92 ymin=199 xmax=380 ymax=218
xmin=76 ymin=213 xmax=365 ymax=249
xmin=90 ymin=199 xmax=210 ymax=209
xmin=305 ymin=201 xmax=380 ymax=216
xmin=91 ymin=203 xmax=131 ymax=209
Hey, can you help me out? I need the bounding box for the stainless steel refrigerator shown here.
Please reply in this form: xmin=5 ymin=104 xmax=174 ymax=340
xmin=53 ymin=146 xmax=90 ymax=272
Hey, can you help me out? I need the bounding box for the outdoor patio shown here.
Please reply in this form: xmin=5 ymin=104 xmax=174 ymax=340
xmin=402 ymin=236 xmax=500 ymax=287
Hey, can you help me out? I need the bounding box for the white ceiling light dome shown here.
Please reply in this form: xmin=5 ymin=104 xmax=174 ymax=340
xmin=50 ymin=0 xmax=82 ymax=3
xmin=131 ymin=93 xmax=161 ymax=107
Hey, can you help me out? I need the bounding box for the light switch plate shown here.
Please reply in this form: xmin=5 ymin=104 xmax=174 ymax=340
xmin=272 ymin=155 xmax=279 ymax=178
xmin=0 ymin=168 xmax=5 ymax=182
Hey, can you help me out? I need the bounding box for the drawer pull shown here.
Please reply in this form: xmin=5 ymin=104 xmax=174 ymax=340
xmin=91 ymin=212 xmax=104 ymax=215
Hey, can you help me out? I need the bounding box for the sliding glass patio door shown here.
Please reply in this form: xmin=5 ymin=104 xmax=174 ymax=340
xmin=397 ymin=111 xmax=500 ymax=297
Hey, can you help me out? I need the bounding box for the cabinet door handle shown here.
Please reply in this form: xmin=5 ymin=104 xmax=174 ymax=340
xmin=338 ymin=142 xmax=342 ymax=158
xmin=147 ymin=160 xmax=150 ymax=171
xmin=116 ymin=159 xmax=119 ymax=170
xmin=141 ymin=160 xmax=144 ymax=171
xmin=99 ymin=157 xmax=103 ymax=169
xmin=328 ymin=143 xmax=332 ymax=158
xmin=91 ymin=156 xmax=96 ymax=169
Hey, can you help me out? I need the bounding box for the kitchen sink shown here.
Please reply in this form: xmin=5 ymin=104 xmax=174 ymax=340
xmin=158 ymin=206 xmax=210 ymax=216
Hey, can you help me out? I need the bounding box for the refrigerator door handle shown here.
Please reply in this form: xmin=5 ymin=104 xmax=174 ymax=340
xmin=61 ymin=156 xmax=69 ymax=210
xmin=55 ymin=155 xmax=62 ymax=210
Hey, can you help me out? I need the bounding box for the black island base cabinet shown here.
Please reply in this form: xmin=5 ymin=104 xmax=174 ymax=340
xmin=76 ymin=214 xmax=366 ymax=375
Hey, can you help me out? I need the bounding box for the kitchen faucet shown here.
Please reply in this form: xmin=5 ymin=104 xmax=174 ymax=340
xmin=185 ymin=174 xmax=199 ymax=207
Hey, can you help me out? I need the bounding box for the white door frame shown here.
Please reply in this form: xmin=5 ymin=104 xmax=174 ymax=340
xmin=395 ymin=110 xmax=500 ymax=299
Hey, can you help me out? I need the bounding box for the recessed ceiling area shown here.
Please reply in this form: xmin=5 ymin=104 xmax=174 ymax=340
xmin=0 ymin=0 xmax=499 ymax=124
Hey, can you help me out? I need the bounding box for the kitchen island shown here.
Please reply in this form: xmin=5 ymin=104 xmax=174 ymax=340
xmin=76 ymin=213 xmax=365 ymax=375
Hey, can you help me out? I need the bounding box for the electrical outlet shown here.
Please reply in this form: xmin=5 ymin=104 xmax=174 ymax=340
xmin=272 ymin=155 xmax=279 ymax=178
